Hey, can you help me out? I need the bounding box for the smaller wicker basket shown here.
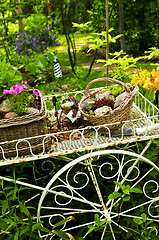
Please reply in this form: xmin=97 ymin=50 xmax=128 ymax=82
xmin=0 ymin=90 xmax=51 ymax=159
xmin=79 ymin=77 xmax=139 ymax=130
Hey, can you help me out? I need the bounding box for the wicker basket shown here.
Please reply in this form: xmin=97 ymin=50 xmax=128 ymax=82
xmin=0 ymin=90 xmax=51 ymax=158
xmin=79 ymin=77 xmax=139 ymax=130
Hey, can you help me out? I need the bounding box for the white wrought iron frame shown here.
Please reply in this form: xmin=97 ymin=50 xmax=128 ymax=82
xmin=0 ymin=90 xmax=159 ymax=165
xmin=0 ymin=87 xmax=159 ymax=239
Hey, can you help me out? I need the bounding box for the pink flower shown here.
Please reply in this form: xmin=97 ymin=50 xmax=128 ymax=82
xmin=33 ymin=90 xmax=40 ymax=97
xmin=3 ymin=89 xmax=12 ymax=94
xmin=0 ymin=96 xmax=2 ymax=98
xmin=3 ymin=84 xmax=28 ymax=95
xmin=24 ymin=80 xmax=27 ymax=84
xmin=14 ymin=84 xmax=28 ymax=94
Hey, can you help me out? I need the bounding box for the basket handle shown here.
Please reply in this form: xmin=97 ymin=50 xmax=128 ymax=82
xmin=85 ymin=77 xmax=131 ymax=96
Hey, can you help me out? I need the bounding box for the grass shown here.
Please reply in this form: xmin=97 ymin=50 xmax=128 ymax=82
xmin=58 ymin=32 xmax=88 ymax=51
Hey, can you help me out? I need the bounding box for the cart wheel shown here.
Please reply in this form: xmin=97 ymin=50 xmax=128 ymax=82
xmin=37 ymin=150 xmax=159 ymax=239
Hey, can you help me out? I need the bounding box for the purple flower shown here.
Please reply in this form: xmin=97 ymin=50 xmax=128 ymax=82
xmin=16 ymin=47 xmax=22 ymax=52
xmin=26 ymin=39 xmax=30 ymax=44
xmin=17 ymin=42 xmax=23 ymax=46
xmin=54 ymin=43 xmax=60 ymax=46
xmin=32 ymin=38 xmax=37 ymax=43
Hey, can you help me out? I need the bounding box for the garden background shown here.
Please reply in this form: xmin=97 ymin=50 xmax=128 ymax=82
xmin=0 ymin=0 xmax=159 ymax=239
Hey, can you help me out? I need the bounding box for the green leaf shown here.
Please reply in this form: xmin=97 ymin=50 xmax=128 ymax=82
xmin=14 ymin=230 xmax=19 ymax=240
xmin=53 ymin=216 xmax=75 ymax=229
xmin=33 ymin=224 xmax=50 ymax=233
xmin=94 ymin=214 xmax=100 ymax=226
xmin=53 ymin=229 xmax=70 ymax=240
xmin=123 ymin=188 xmax=130 ymax=195
xmin=87 ymin=226 xmax=96 ymax=234
xmin=133 ymin=218 xmax=143 ymax=225
xmin=20 ymin=226 xmax=31 ymax=236
xmin=108 ymin=192 xmax=122 ymax=199
xmin=47 ymin=52 xmax=54 ymax=63
xmin=126 ymin=231 xmax=132 ymax=239
xmin=100 ymin=219 xmax=108 ymax=225
xmin=2 ymin=201 xmax=8 ymax=216
xmin=24 ymin=231 xmax=42 ymax=239
xmin=147 ymin=220 xmax=155 ymax=225
xmin=141 ymin=213 xmax=147 ymax=222
xmin=19 ymin=202 xmax=30 ymax=217
xmin=129 ymin=188 xmax=143 ymax=194
xmin=25 ymin=63 xmax=38 ymax=75
xmin=38 ymin=55 xmax=49 ymax=67
xmin=114 ymin=181 xmax=123 ymax=190
xmin=148 ymin=226 xmax=156 ymax=234
xmin=123 ymin=195 xmax=130 ymax=201
xmin=32 ymin=222 xmax=43 ymax=232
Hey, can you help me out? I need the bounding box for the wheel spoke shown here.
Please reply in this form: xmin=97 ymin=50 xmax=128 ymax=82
xmin=41 ymin=206 xmax=99 ymax=215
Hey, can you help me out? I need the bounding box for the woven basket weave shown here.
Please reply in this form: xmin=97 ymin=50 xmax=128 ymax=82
xmin=0 ymin=90 xmax=51 ymax=158
xmin=79 ymin=77 xmax=139 ymax=130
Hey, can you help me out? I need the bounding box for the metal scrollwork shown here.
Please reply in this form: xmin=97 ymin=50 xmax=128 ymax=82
xmin=121 ymin=159 xmax=140 ymax=181
xmin=99 ymin=155 xmax=120 ymax=179
xmin=51 ymin=184 xmax=73 ymax=206
xmin=148 ymin=200 xmax=159 ymax=218
xmin=66 ymin=166 xmax=89 ymax=190
xmin=143 ymin=180 xmax=159 ymax=199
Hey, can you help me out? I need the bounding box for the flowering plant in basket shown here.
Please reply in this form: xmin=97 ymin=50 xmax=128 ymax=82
xmin=1 ymin=81 xmax=40 ymax=116
xmin=83 ymin=85 xmax=125 ymax=116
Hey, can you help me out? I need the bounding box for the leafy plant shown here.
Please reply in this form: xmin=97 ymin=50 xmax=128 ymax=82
xmin=97 ymin=50 xmax=141 ymax=81
xmin=0 ymin=178 xmax=50 ymax=240
xmin=0 ymin=59 xmax=23 ymax=96
xmin=131 ymin=213 xmax=158 ymax=240
xmin=25 ymin=52 xmax=56 ymax=79
xmin=108 ymin=181 xmax=143 ymax=202
xmin=86 ymin=182 xmax=143 ymax=238
xmin=87 ymin=28 xmax=122 ymax=52
xmin=87 ymin=214 xmax=108 ymax=235
xmin=145 ymin=47 xmax=159 ymax=61
xmin=106 ymin=85 xmax=124 ymax=96
xmin=45 ymin=216 xmax=76 ymax=240
xmin=2 ymin=83 xmax=39 ymax=116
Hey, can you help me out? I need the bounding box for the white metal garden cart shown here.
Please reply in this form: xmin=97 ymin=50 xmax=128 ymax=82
xmin=0 ymin=82 xmax=159 ymax=239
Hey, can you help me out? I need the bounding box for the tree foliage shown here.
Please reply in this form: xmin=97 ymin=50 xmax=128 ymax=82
xmin=0 ymin=0 xmax=159 ymax=56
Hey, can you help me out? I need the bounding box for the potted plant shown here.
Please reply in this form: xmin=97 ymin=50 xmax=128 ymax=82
xmin=0 ymin=60 xmax=51 ymax=158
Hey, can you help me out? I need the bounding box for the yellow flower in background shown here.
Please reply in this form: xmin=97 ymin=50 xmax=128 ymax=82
xmin=131 ymin=69 xmax=159 ymax=91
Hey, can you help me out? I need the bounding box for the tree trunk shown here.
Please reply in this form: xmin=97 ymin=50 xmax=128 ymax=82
xmin=118 ymin=0 xmax=126 ymax=52
xmin=17 ymin=0 xmax=24 ymax=32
